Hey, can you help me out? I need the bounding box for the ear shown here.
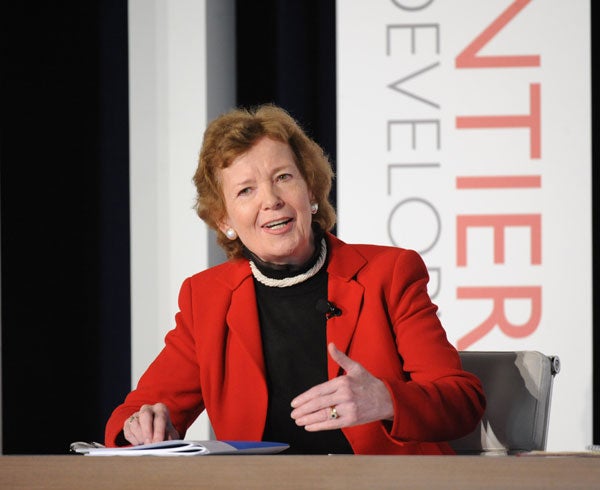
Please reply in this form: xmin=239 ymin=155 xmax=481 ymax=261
xmin=217 ymin=218 xmax=231 ymax=236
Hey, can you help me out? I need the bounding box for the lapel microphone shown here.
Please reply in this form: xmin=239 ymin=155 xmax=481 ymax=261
xmin=316 ymin=299 xmax=342 ymax=319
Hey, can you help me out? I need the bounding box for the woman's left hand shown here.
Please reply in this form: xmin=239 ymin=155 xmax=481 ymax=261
xmin=290 ymin=343 xmax=394 ymax=431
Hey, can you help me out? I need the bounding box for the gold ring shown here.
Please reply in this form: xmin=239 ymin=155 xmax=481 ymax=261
xmin=329 ymin=406 xmax=338 ymax=420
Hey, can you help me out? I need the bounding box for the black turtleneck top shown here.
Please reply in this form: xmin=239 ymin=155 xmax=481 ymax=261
xmin=246 ymin=233 xmax=353 ymax=454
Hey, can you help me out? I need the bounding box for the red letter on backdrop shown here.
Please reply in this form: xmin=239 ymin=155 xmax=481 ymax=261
xmin=456 ymin=175 xmax=541 ymax=189
xmin=455 ymin=0 xmax=540 ymax=68
xmin=456 ymin=83 xmax=541 ymax=159
xmin=456 ymin=286 xmax=542 ymax=349
xmin=456 ymin=214 xmax=541 ymax=266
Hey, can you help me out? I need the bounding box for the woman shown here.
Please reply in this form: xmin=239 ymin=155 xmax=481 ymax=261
xmin=105 ymin=104 xmax=485 ymax=454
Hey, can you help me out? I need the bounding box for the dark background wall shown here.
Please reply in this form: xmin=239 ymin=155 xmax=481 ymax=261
xmin=1 ymin=1 xmax=130 ymax=453
xmin=235 ymin=0 xmax=337 ymax=209
xmin=0 ymin=1 xmax=597 ymax=454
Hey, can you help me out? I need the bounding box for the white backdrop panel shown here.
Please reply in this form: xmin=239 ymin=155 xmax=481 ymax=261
xmin=129 ymin=0 xmax=235 ymax=440
xmin=337 ymin=0 xmax=591 ymax=451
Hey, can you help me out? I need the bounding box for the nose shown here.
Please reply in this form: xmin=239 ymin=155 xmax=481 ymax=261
xmin=261 ymin=184 xmax=283 ymax=210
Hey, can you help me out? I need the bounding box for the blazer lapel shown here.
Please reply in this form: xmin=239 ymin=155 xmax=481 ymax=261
xmin=324 ymin=233 xmax=366 ymax=379
xmin=225 ymin=277 xmax=266 ymax=380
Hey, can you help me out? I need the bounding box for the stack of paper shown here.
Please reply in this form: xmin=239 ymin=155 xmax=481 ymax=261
xmin=71 ymin=440 xmax=289 ymax=456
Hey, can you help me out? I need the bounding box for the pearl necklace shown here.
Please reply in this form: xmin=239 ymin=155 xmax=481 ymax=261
xmin=249 ymin=238 xmax=327 ymax=288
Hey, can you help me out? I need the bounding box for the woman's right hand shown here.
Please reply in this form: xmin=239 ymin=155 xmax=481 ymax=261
xmin=123 ymin=403 xmax=180 ymax=445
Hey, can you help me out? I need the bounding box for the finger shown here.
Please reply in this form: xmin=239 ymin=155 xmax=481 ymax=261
xmin=291 ymin=390 xmax=339 ymax=421
xmin=166 ymin=425 xmax=180 ymax=441
xmin=147 ymin=403 xmax=174 ymax=443
xmin=294 ymin=404 xmax=339 ymax=426
xmin=295 ymin=406 xmax=342 ymax=430
xmin=151 ymin=413 xmax=169 ymax=443
xmin=328 ymin=343 xmax=362 ymax=375
xmin=290 ymin=378 xmax=337 ymax=409
xmin=138 ymin=404 xmax=161 ymax=444
xmin=290 ymin=345 xmax=354 ymax=409
xmin=123 ymin=414 xmax=142 ymax=445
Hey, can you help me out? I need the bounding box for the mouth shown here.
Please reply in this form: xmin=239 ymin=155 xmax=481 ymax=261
xmin=263 ymin=218 xmax=292 ymax=230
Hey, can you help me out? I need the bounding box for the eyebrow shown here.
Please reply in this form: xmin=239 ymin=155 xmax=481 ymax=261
xmin=229 ymin=164 xmax=296 ymax=188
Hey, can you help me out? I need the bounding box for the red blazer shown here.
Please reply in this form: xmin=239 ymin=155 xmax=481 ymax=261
xmin=105 ymin=233 xmax=485 ymax=454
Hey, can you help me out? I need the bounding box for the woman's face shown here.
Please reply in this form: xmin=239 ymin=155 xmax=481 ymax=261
xmin=218 ymin=136 xmax=315 ymax=265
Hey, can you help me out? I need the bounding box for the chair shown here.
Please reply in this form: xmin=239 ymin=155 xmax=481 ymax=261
xmin=449 ymin=351 xmax=560 ymax=455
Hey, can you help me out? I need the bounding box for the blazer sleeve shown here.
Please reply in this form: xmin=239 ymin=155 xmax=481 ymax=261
xmin=381 ymin=250 xmax=486 ymax=442
xmin=104 ymin=277 xmax=204 ymax=446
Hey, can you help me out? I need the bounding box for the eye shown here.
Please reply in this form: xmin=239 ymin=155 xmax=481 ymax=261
xmin=237 ymin=187 xmax=252 ymax=197
xmin=276 ymin=173 xmax=292 ymax=182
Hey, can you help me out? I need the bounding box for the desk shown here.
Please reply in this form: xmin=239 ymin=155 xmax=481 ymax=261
xmin=1 ymin=455 xmax=598 ymax=489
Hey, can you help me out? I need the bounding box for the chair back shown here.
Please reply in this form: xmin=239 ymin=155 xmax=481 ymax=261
xmin=450 ymin=350 xmax=560 ymax=455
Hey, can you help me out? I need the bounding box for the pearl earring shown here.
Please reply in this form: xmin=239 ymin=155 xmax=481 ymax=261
xmin=225 ymin=228 xmax=237 ymax=240
xmin=310 ymin=202 xmax=318 ymax=214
